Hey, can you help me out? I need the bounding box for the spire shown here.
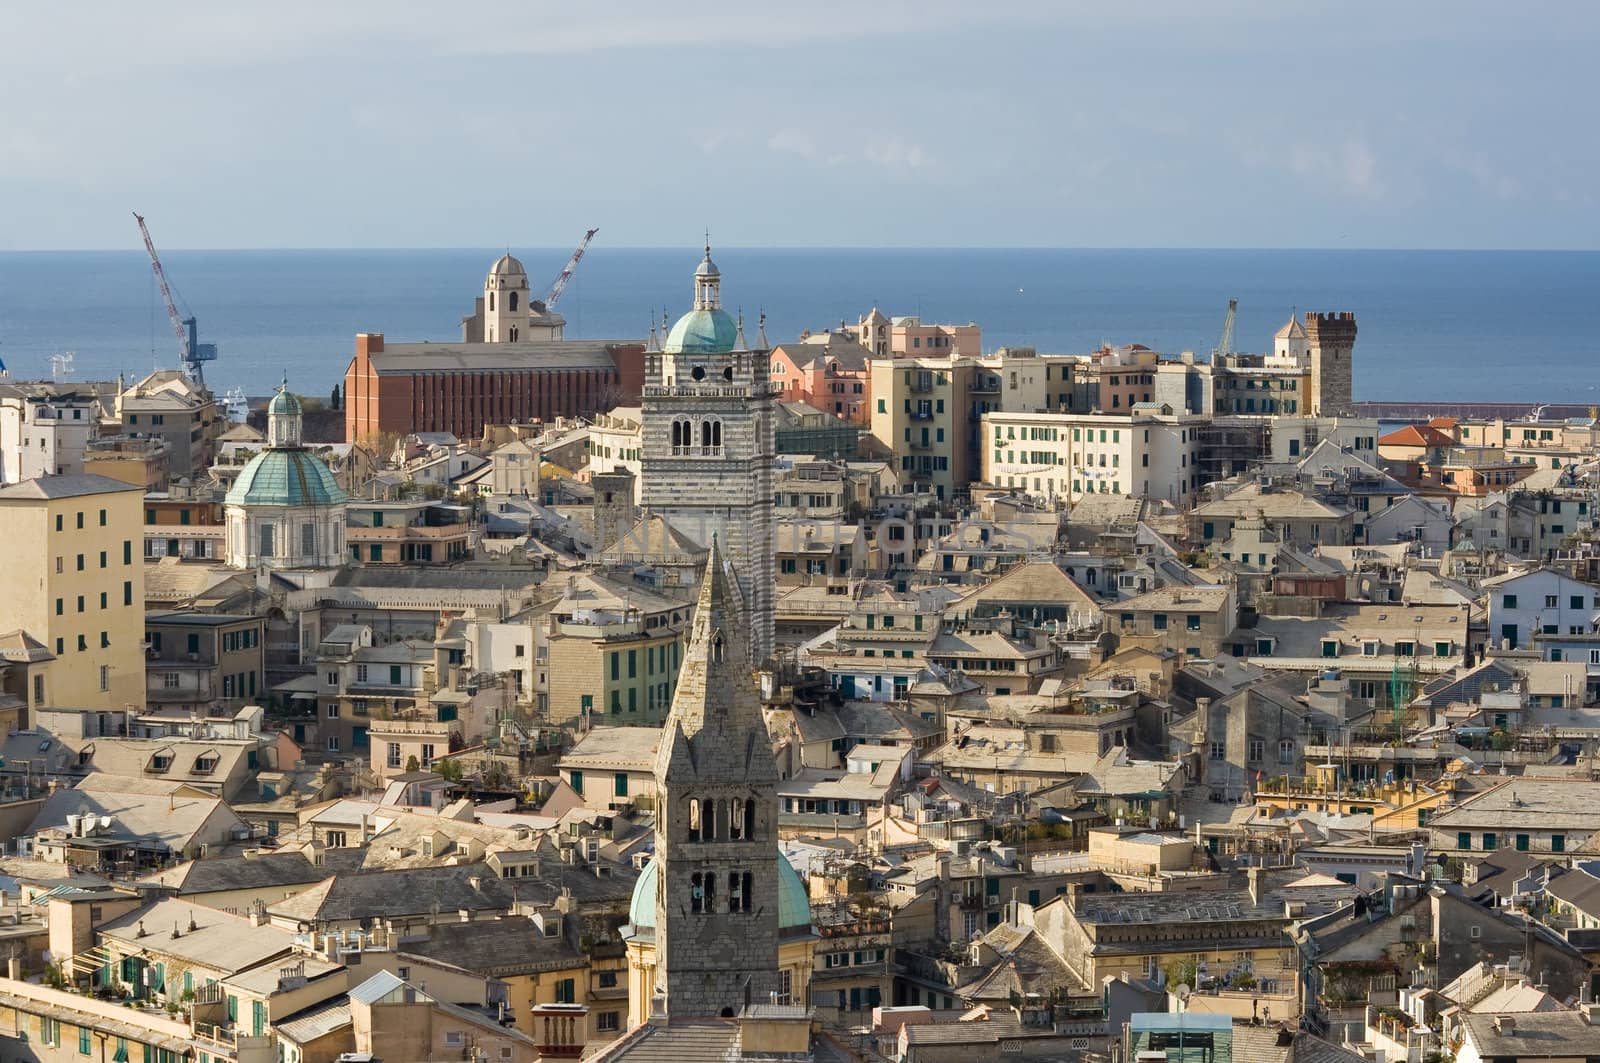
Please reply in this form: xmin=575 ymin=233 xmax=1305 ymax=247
xmin=757 ymin=309 xmax=769 ymax=349
xmin=652 ymin=537 xmax=772 ymax=786
xmin=646 ymin=315 xmax=659 ymax=354
xmin=734 ymin=308 xmax=749 ymax=351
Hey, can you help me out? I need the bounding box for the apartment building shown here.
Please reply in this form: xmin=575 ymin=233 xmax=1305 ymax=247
xmin=0 ymin=475 xmax=145 ymax=710
xmin=0 ymin=385 xmax=98 ymax=483
xmin=587 ymin=406 xmax=642 ymax=497
xmin=869 ymin=358 xmax=971 ymax=500
xmin=116 ymin=370 xmax=222 ymax=480
xmin=345 ymin=500 xmax=472 ymax=565
xmin=144 ymin=613 xmax=266 ymax=711
xmin=981 ymin=408 xmax=1204 ymax=504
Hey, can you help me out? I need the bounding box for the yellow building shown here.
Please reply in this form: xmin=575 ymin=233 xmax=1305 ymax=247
xmin=0 ymin=475 xmax=146 ymax=710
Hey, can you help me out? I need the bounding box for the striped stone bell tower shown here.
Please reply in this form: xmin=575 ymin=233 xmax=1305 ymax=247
xmin=640 ymin=243 xmax=777 ymax=663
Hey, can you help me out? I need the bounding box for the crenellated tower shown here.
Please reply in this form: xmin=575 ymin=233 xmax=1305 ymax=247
xmin=1305 ymin=311 xmax=1358 ymax=416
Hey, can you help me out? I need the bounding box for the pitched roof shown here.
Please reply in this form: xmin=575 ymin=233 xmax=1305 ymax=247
xmin=0 ymin=474 xmax=142 ymax=501
xmin=1380 ymin=424 xmax=1456 ymax=448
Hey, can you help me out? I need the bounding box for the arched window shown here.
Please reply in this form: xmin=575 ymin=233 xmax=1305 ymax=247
xmin=744 ymin=798 xmax=756 ymax=839
xmin=730 ymin=798 xmax=745 ymax=840
xmin=704 ymin=798 xmax=718 ymax=841
xmin=712 ymin=634 xmax=725 ymax=664
xmin=508 ymin=326 xmax=518 ymax=342
xmin=687 ymin=798 xmax=702 ymax=842
xmin=488 ymin=292 xmax=495 ymax=311
xmin=509 ymin=290 xmax=519 ymax=312
xmin=691 ymin=872 xmax=705 ymax=913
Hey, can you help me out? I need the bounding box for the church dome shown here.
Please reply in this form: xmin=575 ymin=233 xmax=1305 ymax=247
xmin=267 ymin=389 xmax=302 ymax=417
xmin=488 ymin=253 xmax=527 ymax=282
xmin=628 ymin=850 xmax=812 ymax=933
xmin=225 ymin=449 xmax=347 ymax=508
xmin=664 ymin=308 xmax=738 ymax=355
xmin=695 ymin=253 xmax=720 ymax=279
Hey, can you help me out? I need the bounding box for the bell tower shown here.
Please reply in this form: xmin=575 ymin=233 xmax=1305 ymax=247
xmin=641 ymin=244 xmax=777 ymax=663
xmin=484 ymin=253 xmax=530 ymax=343
xmin=651 ymin=541 xmax=781 ymax=1019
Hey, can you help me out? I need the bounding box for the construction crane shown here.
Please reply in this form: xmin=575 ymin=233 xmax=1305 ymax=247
xmin=1212 ymin=298 xmax=1238 ymax=362
xmin=541 ymin=228 xmax=598 ymax=310
xmin=133 ymin=212 xmax=217 ymax=391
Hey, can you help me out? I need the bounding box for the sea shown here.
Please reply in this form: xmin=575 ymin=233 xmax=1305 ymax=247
xmin=0 ymin=247 xmax=1596 ymax=403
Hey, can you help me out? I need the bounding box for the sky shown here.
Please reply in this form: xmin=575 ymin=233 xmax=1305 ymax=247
xmin=2 ymin=1 xmax=1597 ymax=251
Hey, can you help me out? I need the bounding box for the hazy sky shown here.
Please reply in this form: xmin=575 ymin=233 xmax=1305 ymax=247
xmin=4 ymin=1 xmax=1597 ymax=250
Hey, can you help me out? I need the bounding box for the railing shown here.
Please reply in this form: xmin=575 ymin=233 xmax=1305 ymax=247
xmin=670 ymin=445 xmax=723 ymax=457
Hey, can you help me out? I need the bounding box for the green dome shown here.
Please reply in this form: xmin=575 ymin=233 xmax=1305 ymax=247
xmin=268 ymin=390 xmax=303 ymax=417
xmin=226 ymin=448 xmax=347 ymax=508
xmin=628 ymin=850 xmax=811 ymax=932
xmin=664 ymin=308 xmax=738 ymax=355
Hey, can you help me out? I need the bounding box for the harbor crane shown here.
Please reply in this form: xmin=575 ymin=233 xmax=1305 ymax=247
xmin=1212 ymin=298 xmax=1238 ymax=361
xmin=541 ymin=228 xmax=598 ymax=309
xmin=133 ymin=212 xmax=217 ymax=391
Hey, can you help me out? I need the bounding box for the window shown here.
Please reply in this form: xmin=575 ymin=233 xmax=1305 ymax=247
xmin=327 ymin=703 xmax=340 ymax=718
xmin=1482 ymin=832 xmax=1498 ymax=850
xmin=1209 ymin=741 xmax=1225 ymax=760
xmin=1248 ymin=739 xmax=1264 ymax=762
xmin=1516 ymin=833 xmax=1530 ymax=852
xmin=326 ymin=736 xmax=340 ymax=751
xmin=1503 ymin=593 xmax=1517 ymax=609
xmin=1278 ymin=739 xmax=1294 ymax=765
xmin=1554 ymin=834 xmax=1566 ymax=853
xmin=1457 ymin=832 xmax=1471 ymax=850
xmin=614 ymin=772 xmax=628 ymax=798
xmin=597 ymin=1011 xmax=620 ymax=1032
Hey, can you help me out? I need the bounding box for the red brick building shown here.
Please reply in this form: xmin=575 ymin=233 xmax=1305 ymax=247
xmin=343 ymin=333 xmax=644 ymax=443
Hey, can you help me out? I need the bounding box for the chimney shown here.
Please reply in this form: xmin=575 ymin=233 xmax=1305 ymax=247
xmin=1494 ymin=1016 xmax=1516 ymax=1035
xmin=248 ymin=900 xmax=266 ymax=927
xmin=1247 ymin=867 xmax=1263 ymax=905
xmin=1064 ymin=883 xmax=1079 ymax=911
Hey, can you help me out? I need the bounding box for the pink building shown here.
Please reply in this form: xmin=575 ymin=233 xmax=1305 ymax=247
xmin=770 ymin=336 xmax=874 ymax=423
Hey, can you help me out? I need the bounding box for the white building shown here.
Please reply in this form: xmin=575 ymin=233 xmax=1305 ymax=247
xmin=1484 ymin=565 xmax=1600 ymax=652
xmin=981 ymin=407 xmax=1204 ymax=504
xmin=0 ymin=386 xmax=98 ymax=483
xmin=588 ymin=406 xmax=643 ymax=499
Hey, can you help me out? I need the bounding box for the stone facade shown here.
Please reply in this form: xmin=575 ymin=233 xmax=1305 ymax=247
xmin=1305 ymin=311 xmax=1357 ymax=416
xmin=651 ymin=544 xmax=781 ymax=1018
xmin=640 ymin=248 xmax=777 ymax=663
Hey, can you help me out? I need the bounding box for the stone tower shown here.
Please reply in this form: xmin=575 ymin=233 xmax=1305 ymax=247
xmin=1305 ymin=311 xmax=1358 ymax=416
xmin=640 ymin=244 xmax=777 ymax=663
xmin=651 ymin=541 xmax=781 ymax=1019
xmin=484 ymin=253 xmax=531 ymax=343
xmin=591 ymin=467 xmax=638 ymax=555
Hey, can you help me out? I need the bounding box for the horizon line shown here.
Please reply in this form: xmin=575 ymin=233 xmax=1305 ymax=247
xmin=4 ymin=244 xmax=1599 ymax=255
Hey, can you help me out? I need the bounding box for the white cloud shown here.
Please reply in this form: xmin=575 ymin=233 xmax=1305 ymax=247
xmin=767 ymin=131 xmax=819 ymax=161
xmin=864 ymin=137 xmax=932 ymax=172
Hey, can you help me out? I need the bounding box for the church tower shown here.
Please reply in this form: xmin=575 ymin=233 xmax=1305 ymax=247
xmin=484 ymin=253 xmax=531 ymax=343
xmin=651 ymin=541 xmax=781 ymax=1018
xmin=641 ymin=244 xmax=777 ymax=663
